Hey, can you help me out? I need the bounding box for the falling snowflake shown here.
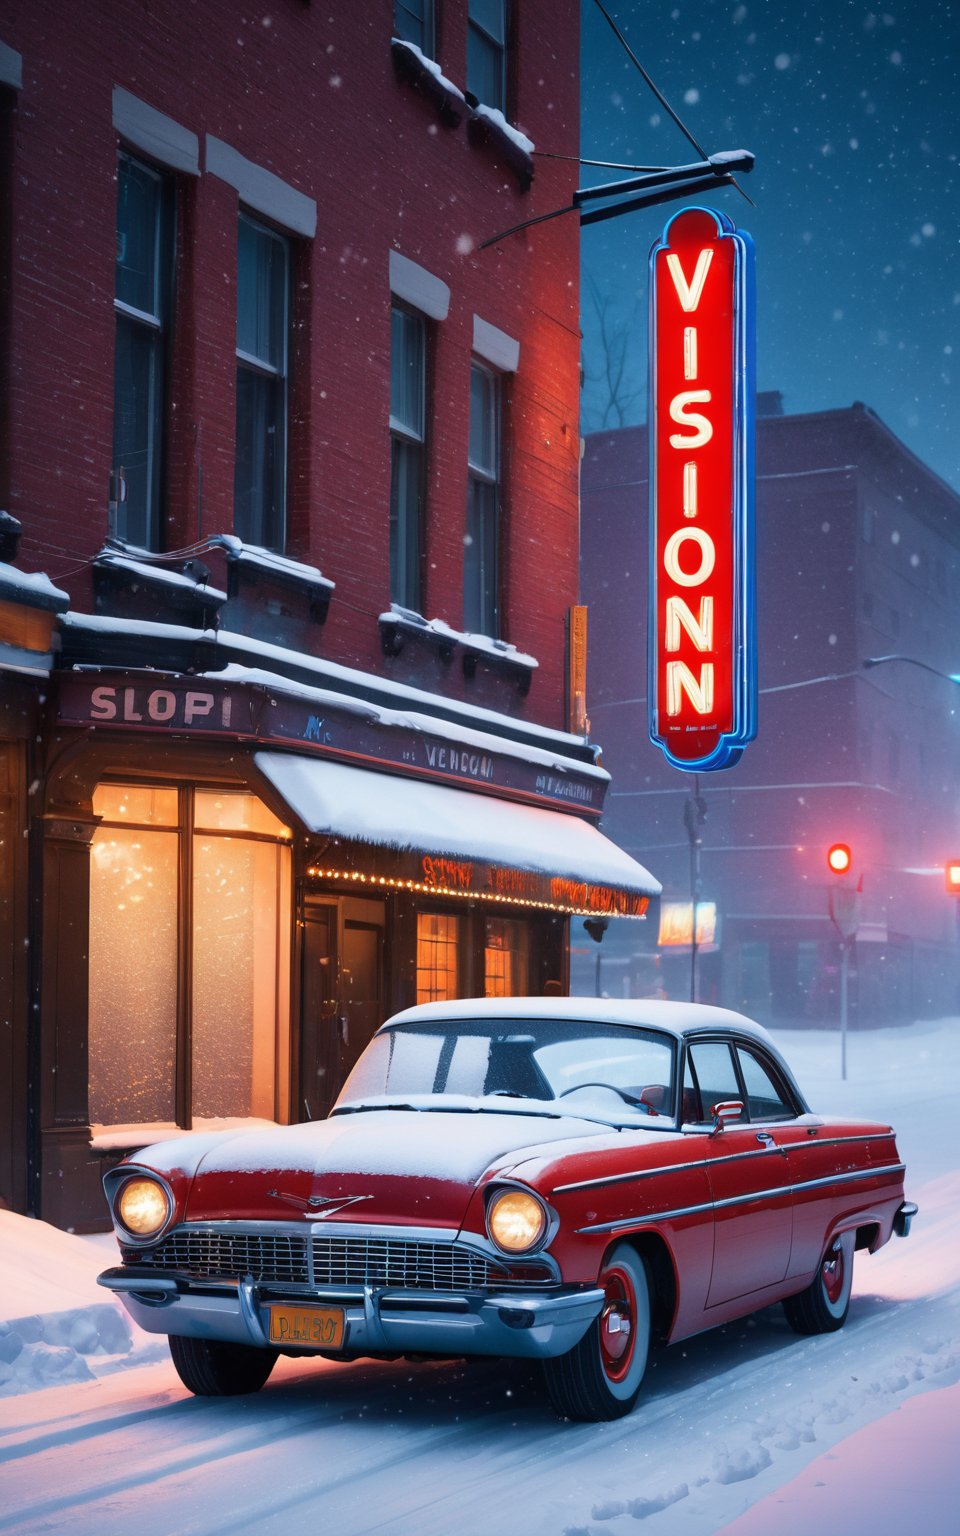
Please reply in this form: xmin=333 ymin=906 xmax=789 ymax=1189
xmin=774 ymin=53 xmax=791 ymax=70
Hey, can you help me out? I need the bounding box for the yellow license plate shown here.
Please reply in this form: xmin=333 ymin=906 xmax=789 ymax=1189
xmin=268 ymin=1305 xmax=345 ymax=1349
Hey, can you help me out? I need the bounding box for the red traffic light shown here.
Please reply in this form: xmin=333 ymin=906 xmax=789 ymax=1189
xmin=946 ymin=860 xmax=960 ymax=894
xmin=827 ymin=843 xmax=852 ymax=875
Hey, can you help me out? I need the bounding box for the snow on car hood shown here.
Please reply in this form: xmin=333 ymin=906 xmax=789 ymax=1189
xmin=137 ymin=1102 xmax=622 ymax=1228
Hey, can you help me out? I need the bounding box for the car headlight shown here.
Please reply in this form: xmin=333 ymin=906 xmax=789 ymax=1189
xmin=116 ymin=1176 xmax=170 ymax=1238
xmin=487 ymin=1188 xmax=548 ymax=1254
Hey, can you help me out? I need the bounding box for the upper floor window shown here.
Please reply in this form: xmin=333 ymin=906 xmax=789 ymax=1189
xmin=394 ymin=0 xmax=436 ymax=55
xmin=464 ymin=361 xmax=501 ymax=636
xmin=390 ymin=304 xmax=427 ymax=610
xmin=235 ymin=214 xmax=289 ymax=551
xmin=467 ymin=0 xmax=507 ymax=111
xmin=112 ymin=153 xmax=173 ymax=548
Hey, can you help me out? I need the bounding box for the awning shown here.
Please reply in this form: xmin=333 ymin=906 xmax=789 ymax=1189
xmin=255 ymin=752 xmax=660 ymax=918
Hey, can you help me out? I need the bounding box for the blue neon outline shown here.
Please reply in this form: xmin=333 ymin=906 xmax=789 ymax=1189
xmin=647 ymin=204 xmax=757 ymax=774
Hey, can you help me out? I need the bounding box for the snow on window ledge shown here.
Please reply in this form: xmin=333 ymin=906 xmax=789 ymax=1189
xmin=89 ymin=1117 xmax=280 ymax=1153
xmin=391 ymin=38 xmax=466 ymax=127
xmin=467 ymin=103 xmax=535 ymax=191
xmin=379 ymin=604 xmax=538 ymax=694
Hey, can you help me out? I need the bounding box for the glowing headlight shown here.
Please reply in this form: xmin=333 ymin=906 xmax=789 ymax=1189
xmin=487 ymin=1189 xmax=547 ymax=1254
xmin=116 ymin=1177 xmax=170 ymax=1238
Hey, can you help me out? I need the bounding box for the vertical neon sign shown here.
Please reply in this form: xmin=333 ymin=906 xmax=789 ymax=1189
xmin=648 ymin=206 xmax=757 ymax=772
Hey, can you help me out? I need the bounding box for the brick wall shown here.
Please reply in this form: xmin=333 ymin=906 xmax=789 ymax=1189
xmin=2 ymin=0 xmax=581 ymax=725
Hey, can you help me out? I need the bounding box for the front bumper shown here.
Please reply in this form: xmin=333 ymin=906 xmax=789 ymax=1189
xmin=97 ymin=1266 xmax=605 ymax=1361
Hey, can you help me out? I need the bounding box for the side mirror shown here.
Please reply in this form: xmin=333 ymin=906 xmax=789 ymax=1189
xmin=710 ymin=1099 xmax=744 ymax=1133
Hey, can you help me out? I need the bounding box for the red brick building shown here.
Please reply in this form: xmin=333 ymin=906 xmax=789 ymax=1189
xmin=0 ymin=3 xmax=658 ymax=1228
xmin=577 ymin=399 xmax=960 ymax=1026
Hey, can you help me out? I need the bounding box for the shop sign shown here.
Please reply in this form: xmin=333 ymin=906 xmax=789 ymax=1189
xmin=658 ymin=899 xmax=718 ymax=948
xmin=420 ymin=855 xmax=649 ymax=917
xmin=648 ymin=205 xmax=757 ymax=772
xmin=57 ymin=672 xmax=606 ymax=815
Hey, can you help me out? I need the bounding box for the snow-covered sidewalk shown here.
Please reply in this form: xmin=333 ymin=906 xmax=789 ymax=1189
xmin=715 ymin=1377 xmax=960 ymax=1535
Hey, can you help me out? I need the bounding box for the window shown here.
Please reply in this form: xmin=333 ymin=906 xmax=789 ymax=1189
xmin=686 ymin=1041 xmax=744 ymax=1123
xmin=465 ymin=361 xmax=501 ymax=635
xmin=88 ymin=783 xmax=292 ymax=1128
xmin=390 ymin=304 xmax=426 ymax=608
xmin=736 ymin=1047 xmax=793 ymax=1121
xmin=416 ymin=912 xmax=461 ymax=1003
xmin=235 ymin=214 xmax=289 ymax=550
xmin=394 ymin=0 xmax=435 ymax=54
xmin=484 ymin=917 xmax=528 ymax=995
xmin=112 ymin=153 xmax=173 ymax=548
xmin=467 ymin=0 xmax=507 ymax=110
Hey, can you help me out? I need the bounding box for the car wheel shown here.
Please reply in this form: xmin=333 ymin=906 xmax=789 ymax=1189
xmin=542 ymin=1242 xmax=651 ymax=1422
xmin=168 ymin=1334 xmax=279 ymax=1396
xmin=783 ymin=1230 xmax=855 ymax=1335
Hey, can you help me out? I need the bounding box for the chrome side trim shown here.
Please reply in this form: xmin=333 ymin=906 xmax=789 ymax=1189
xmin=574 ymin=1162 xmax=906 ymax=1234
xmin=552 ymin=1132 xmax=898 ymax=1196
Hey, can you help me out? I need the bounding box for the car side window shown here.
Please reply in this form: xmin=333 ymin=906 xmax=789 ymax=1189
xmin=687 ymin=1042 xmax=745 ymax=1123
xmin=681 ymin=1059 xmax=700 ymax=1122
xmin=737 ymin=1047 xmax=794 ymax=1121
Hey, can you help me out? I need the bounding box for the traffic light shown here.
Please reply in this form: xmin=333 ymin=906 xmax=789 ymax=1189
xmin=827 ymin=843 xmax=852 ymax=875
xmin=946 ymin=860 xmax=960 ymax=895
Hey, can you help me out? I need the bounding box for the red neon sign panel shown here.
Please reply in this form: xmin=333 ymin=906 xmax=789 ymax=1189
xmin=649 ymin=206 xmax=757 ymax=772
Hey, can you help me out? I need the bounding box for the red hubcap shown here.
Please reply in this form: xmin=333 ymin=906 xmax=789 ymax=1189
xmin=822 ymin=1240 xmax=845 ymax=1305
xmin=599 ymin=1265 xmax=636 ymax=1382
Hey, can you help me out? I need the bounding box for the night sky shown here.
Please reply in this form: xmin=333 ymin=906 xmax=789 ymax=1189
xmin=579 ymin=0 xmax=959 ymax=490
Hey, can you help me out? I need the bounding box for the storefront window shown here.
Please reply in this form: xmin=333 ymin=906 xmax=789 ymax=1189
xmin=484 ymin=916 xmax=529 ymax=996
xmin=416 ymin=912 xmax=460 ymax=1003
xmin=89 ymin=810 xmax=178 ymax=1125
xmin=89 ymin=783 xmax=291 ymax=1129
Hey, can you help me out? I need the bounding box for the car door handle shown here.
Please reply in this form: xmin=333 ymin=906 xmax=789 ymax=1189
xmin=755 ymin=1132 xmax=785 ymax=1152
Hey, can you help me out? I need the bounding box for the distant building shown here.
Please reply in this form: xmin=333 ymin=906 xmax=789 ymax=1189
xmin=577 ymin=399 xmax=960 ymax=1025
xmin=0 ymin=2 xmax=657 ymax=1229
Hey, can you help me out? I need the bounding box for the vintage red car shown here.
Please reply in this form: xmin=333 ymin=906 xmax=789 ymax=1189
xmin=98 ymin=998 xmax=916 ymax=1420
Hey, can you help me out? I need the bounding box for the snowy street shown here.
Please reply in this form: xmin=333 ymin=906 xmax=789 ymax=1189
xmin=1 ymin=1021 xmax=958 ymax=1536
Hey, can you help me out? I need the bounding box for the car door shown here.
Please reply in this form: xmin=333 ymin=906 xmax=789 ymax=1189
xmin=686 ymin=1038 xmax=794 ymax=1308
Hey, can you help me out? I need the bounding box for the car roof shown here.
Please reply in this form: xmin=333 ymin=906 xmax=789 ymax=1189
xmin=384 ymin=996 xmax=772 ymax=1046
xmin=380 ymin=998 xmax=810 ymax=1113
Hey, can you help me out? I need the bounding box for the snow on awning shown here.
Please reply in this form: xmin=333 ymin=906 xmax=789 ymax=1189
xmin=255 ymin=752 xmax=661 ymax=918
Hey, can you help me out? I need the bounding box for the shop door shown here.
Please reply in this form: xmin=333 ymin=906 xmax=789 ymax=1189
xmin=300 ymin=897 xmax=385 ymax=1121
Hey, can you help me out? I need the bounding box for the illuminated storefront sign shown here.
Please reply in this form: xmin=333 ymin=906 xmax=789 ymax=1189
xmin=648 ymin=205 xmax=757 ymax=772
xmin=658 ymin=899 xmax=718 ymax=948
xmin=55 ymin=672 xmax=605 ymax=812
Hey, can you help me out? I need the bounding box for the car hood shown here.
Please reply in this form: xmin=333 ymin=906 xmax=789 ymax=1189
xmin=139 ymin=1106 xmax=614 ymax=1229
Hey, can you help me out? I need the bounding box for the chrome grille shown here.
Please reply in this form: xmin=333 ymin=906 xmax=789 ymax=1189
xmin=123 ymin=1227 xmax=550 ymax=1291
xmin=123 ymin=1229 xmax=309 ymax=1285
xmin=311 ymin=1237 xmax=509 ymax=1290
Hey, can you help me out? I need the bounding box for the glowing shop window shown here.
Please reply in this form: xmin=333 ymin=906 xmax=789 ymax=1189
xmin=93 ymin=783 xmax=178 ymax=826
xmin=89 ymin=824 xmax=179 ymax=1124
xmin=484 ymin=918 xmax=528 ymax=997
xmin=194 ymin=790 xmax=291 ymax=837
xmin=416 ymin=913 xmax=460 ymax=1004
xmin=88 ymin=782 xmax=292 ymax=1127
xmin=192 ymin=834 xmax=291 ymax=1119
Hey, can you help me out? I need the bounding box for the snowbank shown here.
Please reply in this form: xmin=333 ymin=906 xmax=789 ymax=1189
xmin=0 ymin=1211 xmax=133 ymax=1396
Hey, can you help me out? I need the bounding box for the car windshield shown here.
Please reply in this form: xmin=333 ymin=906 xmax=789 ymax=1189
xmin=334 ymin=1019 xmax=678 ymax=1124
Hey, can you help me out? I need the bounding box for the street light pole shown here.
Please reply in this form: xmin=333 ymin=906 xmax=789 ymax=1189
xmin=683 ymin=777 xmax=707 ymax=1002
